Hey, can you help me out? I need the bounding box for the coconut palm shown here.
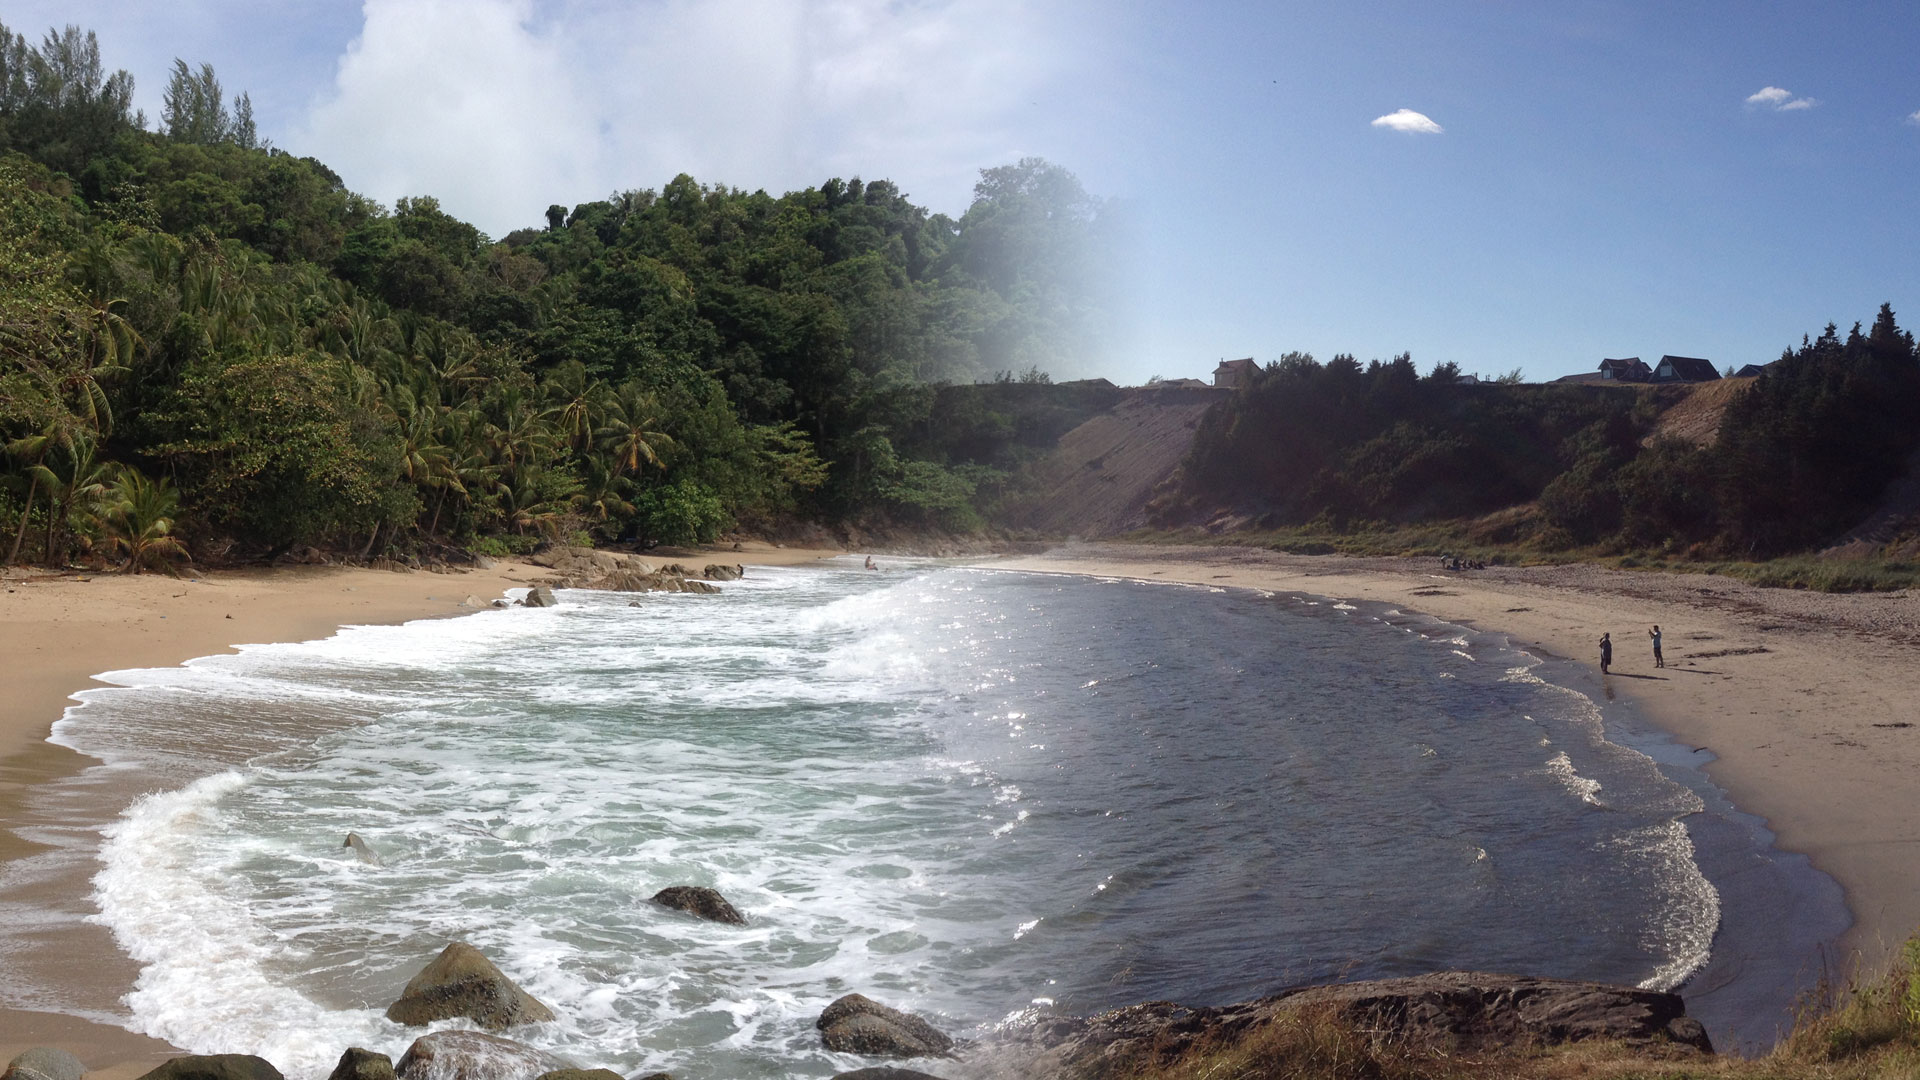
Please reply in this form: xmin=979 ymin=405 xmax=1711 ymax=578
xmin=100 ymin=468 xmax=189 ymax=574
xmin=27 ymin=435 xmax=115 ymax=568
xmin=597 ymin=383 xmax=675 ymax=476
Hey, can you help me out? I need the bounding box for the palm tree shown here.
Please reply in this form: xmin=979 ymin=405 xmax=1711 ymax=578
xmin=597 ymin=383 xmax=675 ymax=476
xmin=28 ymin=435 xmax=115 ymax=568
xmin=100 ymin=468 xmax=189 ymax=574
xmin=5 ymin=413 xmax=85 ymax=565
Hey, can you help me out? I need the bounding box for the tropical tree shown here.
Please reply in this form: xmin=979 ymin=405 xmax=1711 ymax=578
xmin=597 ymin=383 xmax=674 ymax=475
xmin=100 ymin=467 xmax=188 ymax=572
xmin=26 ymin=433 xmax=113 ymax=567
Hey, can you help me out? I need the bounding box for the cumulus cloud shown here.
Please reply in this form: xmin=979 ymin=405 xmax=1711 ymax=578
xmin=1746 ymin=85 xmax=1815 ymax=111
xmin=1909 ymin=110 xmax=1920 ymax=126
xmin=289 ymin=0 xmax=1087 ymax=236
xmin=1370 ymin=108 xmax=1442 ymax=135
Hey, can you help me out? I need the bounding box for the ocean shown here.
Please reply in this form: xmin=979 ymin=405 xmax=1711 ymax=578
xmin=0 ymin=558 xmax=1849 ymax=1075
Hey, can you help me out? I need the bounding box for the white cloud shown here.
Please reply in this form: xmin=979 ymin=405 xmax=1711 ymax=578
xmin=1908 ymin=110 xmax=1920 ymax=126
xmin=287 ymin=0 xmax=1087 ymax=236
xmin=1746 ymin=85 xmax=1815 ymax=111
xmin=1370 ymin=108 xmax=1443 ymax=135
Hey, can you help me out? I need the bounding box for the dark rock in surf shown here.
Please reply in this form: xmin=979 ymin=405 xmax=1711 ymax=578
xmin=395 ymin=1032 xmax=573 ymax=1080
xmin=521 ymin=586 xmax=557 ymax=608
xmin=385 ymin=942 xmax=556 ymax=1030
xmin=682 ymin=579 xmax=721 ymax=594
xmin=326 ymin=1049 xmax=395 ymax=1080
xmin=530 ymin=1071 xmax=626 ymax=1080
xmin=134 ymin=1056 xmax=285 ymax=1080
xmin=702 ymin=564 xmax=744 ymax=581
xmin=1008 ymin=971 xmax=1711 ymax=1077
xmin=651 ymin=885 xmax=746 ymax=925
xmin=3 ymin=1048 xmax=84 ymax=1080
xmin=343 ymin=832 xmax=383 ymax=866
xmin=830 ymin=1070 xmax=952 ymax=1080
xmin=817 ymin=994 xmax=956 ymax=1059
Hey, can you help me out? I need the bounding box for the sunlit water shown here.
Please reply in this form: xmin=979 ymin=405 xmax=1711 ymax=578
xmin=2 ymin=560 xmax=1848 ymax=1074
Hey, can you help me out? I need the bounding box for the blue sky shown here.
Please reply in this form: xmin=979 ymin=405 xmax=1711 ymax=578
xmin=7 ymin=1 xmax=1920 ymax=383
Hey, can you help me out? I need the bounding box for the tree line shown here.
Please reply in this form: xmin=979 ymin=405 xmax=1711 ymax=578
xmin=1156 ymin=306 xmax=1920 ymax=560
xmin=0 ymin=21 xmax=1118 ymax=570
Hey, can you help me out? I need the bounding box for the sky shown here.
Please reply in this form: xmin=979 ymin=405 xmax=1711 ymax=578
xmin=9 ymin=0 xmax=1920 ymax=384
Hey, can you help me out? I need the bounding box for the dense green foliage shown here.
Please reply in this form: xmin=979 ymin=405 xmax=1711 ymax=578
xmin=0 ymin=21 xmax=1117 ymax=567
xmin=1160 ymin=309 xmax=1920 ymax=560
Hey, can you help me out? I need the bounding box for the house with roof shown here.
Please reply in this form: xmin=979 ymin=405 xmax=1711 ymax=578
xmin=1732 ymin=363 xmax=1770 ymax=378
xmin=1597 ymin=357 xmax=1652 ymax=382
xmin=1653 ymin=355 xmax=1720 ymax=382
xmin=1213 ymin=357 xmax=1259 ymax=389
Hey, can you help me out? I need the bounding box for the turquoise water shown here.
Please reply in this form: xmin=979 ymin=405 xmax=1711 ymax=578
xmin=0 ymin=559 xmax=1845 ymax=1074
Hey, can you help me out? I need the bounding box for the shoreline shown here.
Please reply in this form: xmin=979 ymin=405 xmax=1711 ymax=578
xmin=2 ymin=539 xmax=1906 ymax=1070
xmin=0 ymin=543 xmax=841 ymax=1076
xmin=982 ymin=544 xmax=1920 ymax=984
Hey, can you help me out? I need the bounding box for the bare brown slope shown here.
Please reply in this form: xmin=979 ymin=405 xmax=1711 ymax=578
xmin=1002 ymin=389 xmax=1223 ymax=537
xmin=1641 ymin=377 xmax=1752 ymax=448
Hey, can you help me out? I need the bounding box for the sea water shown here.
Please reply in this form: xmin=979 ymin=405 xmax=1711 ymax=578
xmin=0 ymin=560 xmax=1847 ymax=1075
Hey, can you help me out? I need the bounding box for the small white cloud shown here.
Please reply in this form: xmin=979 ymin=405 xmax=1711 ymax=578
xmin=1908 ymin=110 xmax=1920 ymax=126
xmin=1746 ymin=85 xmax=1815 ymax=111
xmin=1371 ymin=108 xmax=1442 ymax=135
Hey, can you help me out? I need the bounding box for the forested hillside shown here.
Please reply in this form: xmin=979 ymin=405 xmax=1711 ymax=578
xmin=0 ymin=22 xmax=1116 ymax=568
xmin=1154 ymin=311 xmax=1920 ymax=560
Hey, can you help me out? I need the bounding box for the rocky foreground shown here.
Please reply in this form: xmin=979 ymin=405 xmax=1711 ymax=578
xmin=1 ymin=898 xmax=1717 ymax=1080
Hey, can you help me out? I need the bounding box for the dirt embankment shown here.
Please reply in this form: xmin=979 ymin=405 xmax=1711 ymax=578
xmin=1642 ymin=377 xmax=1752 ymax=448
xmin=1000 ymin=388 xmax=1224 ymax=537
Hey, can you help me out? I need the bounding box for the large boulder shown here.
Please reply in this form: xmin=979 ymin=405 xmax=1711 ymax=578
xmin=385 ymin=942 xmax=556 ymax=1030
xmin=818 ymin=994 xmax=955 ymax=1059
xmin=1011 ymin=972 xmax=1710 ymax=1077
xmin=3 ymin=1049 xmax=84 ymax=1080
xmin=135 ymin=1057 xmax=284 ymax=1080
xmin=651 ymin=885 xmax=746 ymax=925
xmin=521 ymin=586 xmax=558 ymax=608
xmin=395 ymin=1033 xmax=573 ymax=1080
xmin=325 ymin=1049 xmax=395 ymax=1080
xmin=702 ymin=564 xmax=744 ymax=581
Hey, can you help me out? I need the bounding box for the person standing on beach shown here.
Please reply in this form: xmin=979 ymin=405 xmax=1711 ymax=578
xmin=1599 ymin=632 xmax=1612 ymax=674
xmin=1650 ymin=625 xmax=1664 ymax=668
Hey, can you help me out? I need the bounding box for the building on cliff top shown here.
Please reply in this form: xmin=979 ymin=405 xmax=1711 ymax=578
xmin=1597 ymin=357 xmax=1652 ymax=382
xmin=1654 ymin=355 xmax=1720 ymax=382
xmin=1213 ymin=357 xmax=1259 ymax=389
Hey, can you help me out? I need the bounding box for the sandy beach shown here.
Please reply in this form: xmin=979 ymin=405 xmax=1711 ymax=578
xmin=987 ymin=543 xmax=1920 ymax=984
xmin=0 ymin=543 xmax=838 ymax=1076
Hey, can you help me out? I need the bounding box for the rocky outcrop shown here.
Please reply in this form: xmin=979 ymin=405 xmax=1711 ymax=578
xmin=521 ymin=587 xmax=557 ymax=608
xmin=395 ymin=1032 xmax=572 ymax=1080
xmin=343 ymin=832 xmax=382 ymax=866
xmin=583 ymin=570 xmax=719 ymax=595
xmin=830 ymin=1070 xmax=951 ymax=1080
xmin=701 ymin=564 xmax=744 ymax=581
xmin=650 ymin=886 xmax=746 ymax=925
xmin=1008 ymin=972 xmax=1711 ymax=1077
xmin=325 ymin=1049 xmax=395 ymax=1080
xmin=385 ymin=942 xmax=556 ymax=1030
xmin=818 ymin=994 xmax=956 ymax=1059
xmin=3 ymin=1048 xmax=84 ymax=1080
xmin=530 ymin=1071 xmax=625 ymax=1080
xmin=135 ymin=1057 xmax=285 ymax=1080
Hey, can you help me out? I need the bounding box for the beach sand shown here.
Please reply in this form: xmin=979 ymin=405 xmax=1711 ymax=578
xmin=987 ymin=543 xmax=1920 ymax=985
xmin=0 ymin=542 xmax=838 ymax=1075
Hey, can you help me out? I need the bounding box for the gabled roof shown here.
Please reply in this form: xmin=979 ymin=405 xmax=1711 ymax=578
xmin=1657 ymin=355 xmax=1720 ymax=381
xmin=1732 ymin=363 xmax=1769 ymax=378
xmin=1213 ymin=357 xmax=1257 ymax=373
xmin=1597 ymin=357 xmax=1651 ymax=380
